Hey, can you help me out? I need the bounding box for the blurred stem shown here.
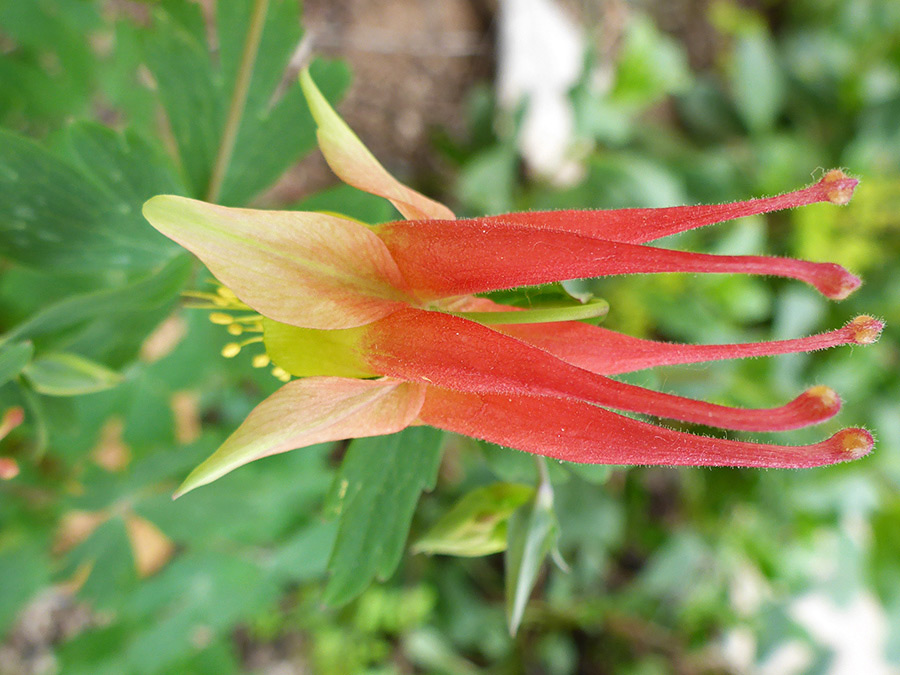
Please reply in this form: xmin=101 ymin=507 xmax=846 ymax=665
xmin=19 ymin=381 xmax=47 ymax=459
xmin=534 ymin=456 xmax=553 ymax=508
xmin=206 ymin=0 xmax=269 ymax=203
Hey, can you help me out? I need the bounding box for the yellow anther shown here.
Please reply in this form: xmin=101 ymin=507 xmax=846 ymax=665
xmin=226 ymin=323 xmax=243 ymax=336
xmin=252 ymin=354 xmax=271 ymax=368
xmin=209 ymin=312 xmax=234 ymax=325
xmin=221 ymin=343 xmax=241 ymax=358
xmin=271 ymin=366 xmax=291 ymax=382
xmin=216 ymin=287 xmax=239 ymax=301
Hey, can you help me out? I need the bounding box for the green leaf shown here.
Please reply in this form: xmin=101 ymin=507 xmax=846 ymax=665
xmin=66 ymin=516 xmax=137 ymax=610
xmin=457 ymin=145 xmax=517 ymax=215
xmin=63 ymin=122 xmax=186 ymax=207
xmin=730 ymin=32 xmax=785 ymax=134
xmin=141 ymin=1 xmax=349 ymax=203
xmin=0 ymin=340 xmax=33 ymax=386
xmin=294 ymin=183 xmax=399 ymax=225
xmin=0 ymin=0 xmax=101 ymax=129
xmin=611 ymin=13 xmax=691 ymax=105
xmin=413 ymin=483 xmax=534 ymax=557
xmin=23 ymin=352 xmax=123 ymax=396
xmin=505 ymin=482 xmax=558 ymax=636
xmin=139 ymin=7 xmax=220 ymax=198
xmin=0 ymin=128 xmax=179 ymax=271
xmin=1 ymin=255 xmax=190 ymax=345
xmin=0 ymin=542 xmax=51 ymax=635
xmin=324 ymin=427 xmax=444 ymax=606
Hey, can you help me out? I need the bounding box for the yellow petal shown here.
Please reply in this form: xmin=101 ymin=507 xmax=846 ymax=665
xmin=300 ymin=69 xmax=455 ymax=221
xmin=143 ymin=196 xmax=415 ymax=329
xmin=174 ymin=377 xmax=426 ymax=497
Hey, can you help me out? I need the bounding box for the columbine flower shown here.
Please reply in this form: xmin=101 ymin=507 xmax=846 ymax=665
xmin=142 ymin=70 xmax=881 ymax=497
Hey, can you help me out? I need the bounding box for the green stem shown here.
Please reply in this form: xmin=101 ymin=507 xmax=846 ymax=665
xmin=206 ymin=0 xmax=269 ymax=203
xmin=450 ymin=298 xmax=609 ymax=326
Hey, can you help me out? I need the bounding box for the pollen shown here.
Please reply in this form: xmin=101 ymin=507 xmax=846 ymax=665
xmin=271 ymin=366 xmax=291 ymax=382
xmin=209 ymin=312 xmax=234 ymax=325
xmin=847 ymin=315 xmax=884 ymax=344
xmin=216 ymin=286 xmax=240 ymax=302
xmin=221 ymin=343 xmax=241 ymax=358
xmin=226 ymin=323 xmax=243 ymax=336
xmin=252 ymin=354 xmax=270 ymax=368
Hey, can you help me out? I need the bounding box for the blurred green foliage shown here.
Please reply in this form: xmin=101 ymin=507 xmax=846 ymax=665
xmin=1 ymin=0 xmax=899 ymax=673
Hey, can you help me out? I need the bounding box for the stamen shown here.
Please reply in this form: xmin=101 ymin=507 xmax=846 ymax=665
xmin=221 ymin=336 xmax=262 ymax=358
xmin=216 ymin=287 xmax=239 ymax=302
xmin=271 ymin=366 xmax=291 ymax=382
xmin=209 ymin=312 xmax=234 ymax=325
xmin=252 ymin=354 xmax=270 ymax=368
xmin=226 ymin=324 xmax=243 ymax=336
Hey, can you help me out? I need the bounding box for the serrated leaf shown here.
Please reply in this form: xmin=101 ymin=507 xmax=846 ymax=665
xmin=0 ymin=129 xmax=179 ymax=271
xmin=0 ymin=340 xmax=33 ymax=386
xmin=323 ymin=427 xmax=444 ymax=606
xmin=23 ymin=352 xmax=123 ymax=396
xmin=505 ymin=485 xmax=558 ymax=636
xmin=413 ymin=483 xmax=534 ymax=557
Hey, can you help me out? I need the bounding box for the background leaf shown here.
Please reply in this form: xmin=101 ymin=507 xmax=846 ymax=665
xmin=323 ymin=427 xmax=444 ymax=606
xmin=0 ymin=340 xmax=33 ymax=387
xmin=0 ymin=129 xmax=180 ymax=272
xmin=140 ymin=0 xmax=350 ymax=204
xmin=414 ymin=483 xmax=534 ymax=557
xmin=505 ymin=483 xmax=558 ymax=636
xmin=23 ymin=352 xmax=123 ymax=396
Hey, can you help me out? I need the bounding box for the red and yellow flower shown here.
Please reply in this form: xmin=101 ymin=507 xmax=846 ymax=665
xmin=142 ymin=70 xmax=881 ymax=497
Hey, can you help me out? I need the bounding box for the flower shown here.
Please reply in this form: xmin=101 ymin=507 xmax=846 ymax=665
xmin=142 ymin=70 xmax=881 ymax=498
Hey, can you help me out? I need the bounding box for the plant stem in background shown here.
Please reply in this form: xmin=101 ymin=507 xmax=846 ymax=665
xmin=206 ymin=0 xmax=269 ymax=203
